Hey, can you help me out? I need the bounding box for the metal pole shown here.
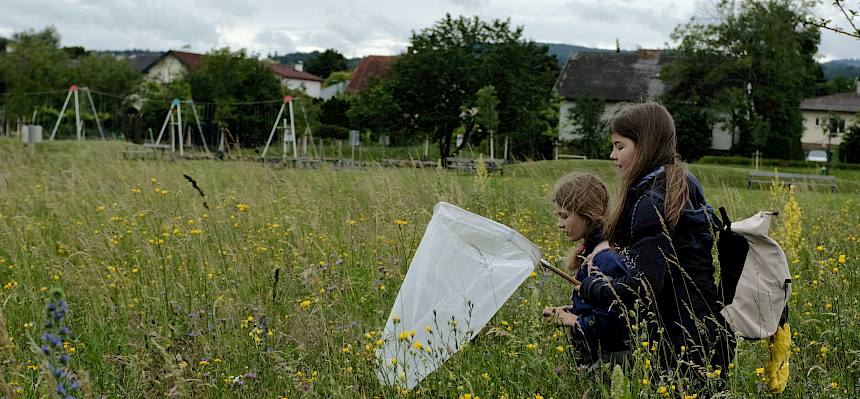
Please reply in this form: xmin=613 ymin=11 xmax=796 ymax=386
xmin=504 ymin=135 xmax=509 ymax=161
xmin=84 ymin=88 xmax=105 ymax=140
xmin=189 ymin=101 xmax=209 ymax=153
xmin=282 ymin=117 xmax=288 ymax=161
xmin=73 ymin=86 xmax=81 ymax=140
xmin=50 ymin=87 xmax=74 ymax=140
xmin=154 ymin=106 xmax=173 ymax=146
xmin=261 ymin=100 xmax=286 ymax=160
xmin=288 ymin=99 xmax=297 ymax=160
xmin=170 ymin=109 xmax=175 ymax=154
xmin=177 ymin=101 xmax=184 ymax=157
xmin=490 ymin=131 xmax=494 ymax=160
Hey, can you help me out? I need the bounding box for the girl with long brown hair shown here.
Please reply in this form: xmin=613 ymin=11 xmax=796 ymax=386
xmin=576 ymin=102 xmax=734 ymax=379
xmin=542 ymin=172 xmax=630 ymax=366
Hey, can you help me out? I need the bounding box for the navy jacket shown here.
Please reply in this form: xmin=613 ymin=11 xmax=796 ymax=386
xmin=569 ymin=231 xmax=630 ymax=364
xmin=579 ymin=167 xmax=734 ymax=370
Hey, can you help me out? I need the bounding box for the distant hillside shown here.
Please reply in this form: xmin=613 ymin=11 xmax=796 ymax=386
xmin=822 ymin=59 xmax=860 ymax=80
xmin=272 ymin=51 xmax=362 ymax=71
xmin=94 ymin=47 xmax=859 ymax=82
xmin=540 ymin=43 xmax=616 ymax=68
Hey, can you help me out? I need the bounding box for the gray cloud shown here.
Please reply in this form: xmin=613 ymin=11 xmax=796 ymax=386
xmin=0 ymin=0 xmax=855 ymax=59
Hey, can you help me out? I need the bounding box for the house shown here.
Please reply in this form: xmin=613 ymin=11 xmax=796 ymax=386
xmin=800 ymin=79 xmax=860 ymax=153
xmin=320 ymin=81 xmax=349 ymax=100
xmin=264 ymin=61 xmax=323 ymax=98
xmin=140 ymin=51 xmax=324 ymax=98
xmin=346 ymin=55 xmax=397 ymax=94
xmin=553 ymin=49 xmax=734 ymax=152
xmin=142 ymin=50 xmax=204 ymax=83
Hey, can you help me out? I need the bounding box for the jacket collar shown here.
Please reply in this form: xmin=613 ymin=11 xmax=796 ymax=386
xmin=630 ymin=166 xmax=666 ymax=193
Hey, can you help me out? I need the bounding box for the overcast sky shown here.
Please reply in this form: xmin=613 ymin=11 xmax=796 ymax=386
xmin=0 ymin=0 xmax=856 ymax=61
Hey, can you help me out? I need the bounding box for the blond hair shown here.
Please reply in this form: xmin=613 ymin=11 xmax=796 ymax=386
xmin=551 ymin=172 xmax=609 ymax=272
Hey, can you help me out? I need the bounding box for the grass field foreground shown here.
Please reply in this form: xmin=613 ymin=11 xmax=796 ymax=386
xmin=0 ymin=139 xmax=858 ymax=398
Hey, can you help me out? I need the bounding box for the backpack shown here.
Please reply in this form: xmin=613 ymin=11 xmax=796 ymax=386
xmin=716 ymin=207 xmax=792 ymax=340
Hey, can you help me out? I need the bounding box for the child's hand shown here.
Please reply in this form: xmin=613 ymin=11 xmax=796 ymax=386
xmin=542 ymin=306 xmax=578 ymax=327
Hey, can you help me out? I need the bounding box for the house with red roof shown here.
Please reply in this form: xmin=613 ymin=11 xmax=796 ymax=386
xmin=141 ymin=51 xmax=324 ymax=98
xmin=142 ymin=50 xmax=205 ymax=84
xmin=264 ymin=61 xmax=323 ymax=98
xmin=346 ymin=55 xmax=397 ymax=94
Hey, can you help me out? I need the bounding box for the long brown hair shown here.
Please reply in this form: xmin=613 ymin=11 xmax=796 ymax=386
xmin=551 ymin=172 xmax=609 ymax=272
xmin=604 ymin=102 xmax=689 ymax=244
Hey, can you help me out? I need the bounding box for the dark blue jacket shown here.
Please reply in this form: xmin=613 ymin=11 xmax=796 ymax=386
xmin=579 ymin=167 xmax=734 ymax=370
xmin=569 ymin=230 xmax=631 ymax=364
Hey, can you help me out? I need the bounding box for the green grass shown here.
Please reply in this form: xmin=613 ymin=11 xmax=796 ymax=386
xmin=0 ymin=138 xmax=858 ymax=398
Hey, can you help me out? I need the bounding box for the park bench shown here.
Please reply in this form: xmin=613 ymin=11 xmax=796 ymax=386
xmin=747 ymin=171 xmax=837 ymax=192
xmin=122 ymin=143 xmax=169 ymax=160
xmin=555 ymin=154 xmax=587 ymax=160
xmin=445 ymin=158 xmax=504 ymax=174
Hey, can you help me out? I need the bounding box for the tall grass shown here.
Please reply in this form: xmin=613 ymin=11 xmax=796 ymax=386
xmin=0 ymin=139 xmax=857 ymax=398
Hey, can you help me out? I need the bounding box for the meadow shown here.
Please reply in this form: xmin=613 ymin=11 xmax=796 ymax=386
xmin=0 ymin=138 xmax=858 ymax=398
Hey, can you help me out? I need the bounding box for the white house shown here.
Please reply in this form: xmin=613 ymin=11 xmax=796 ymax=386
xmin=142 ymin=50 xmax=204 ymax=83
xmin=800 ymin=80 xmax=860 ymax=153
xmin=265 ymin=62 xmax=323 ymax=98
xmin=141 ymin=51 xmax=324 ymax=98
xmin=554 ymin=49 xmax=734 ymax=153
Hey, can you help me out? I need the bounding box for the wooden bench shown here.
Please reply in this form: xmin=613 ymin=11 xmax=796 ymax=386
xmin=445 ymin=158 xmax=503 ymax=174
xmin=122 ymin=144 xmax=169 ymax=160
xmin=555 ymin=154 xmax=587 ymax=160
xmin=748 ymin=171 xmax=837 ymax=192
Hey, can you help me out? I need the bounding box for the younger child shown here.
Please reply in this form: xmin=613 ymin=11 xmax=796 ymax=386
xmin=542 ymin=172 xmax=630 ymax=366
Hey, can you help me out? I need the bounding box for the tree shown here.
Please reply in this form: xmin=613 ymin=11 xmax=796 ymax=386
xmin=664 ymin=100 xmax=714 ymax=161
xmin=662 ymin=0 xmax=820 ymax=159
xmin=567 ymin=95 xmax=607 ymax=160
xmin=184 ymin=48 xmax=282 ymax=147
xmin=0 ymin=27 xmax=72 ymax=122
xmin=839 ymin=119 xmax=860 ymax=163
xmin=346 ymin=79 xmax=403 ymax=143
xmin=75 ymin=54 xmax=141 ymax=95
xmin=323 ymin=71 xmax=351 ymax=88
xmin=305 ymin=49 xmax=348 ymax=80
xmin=387 ymin=14 xmax=558 ymax=160
xmin=473 ymin=85 xmax=499 ymax=146
xmin=799 ymin=0 xmax=859 ymax=39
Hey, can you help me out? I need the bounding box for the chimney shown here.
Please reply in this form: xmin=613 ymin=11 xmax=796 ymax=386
xmin=295 ymin=61 xmax=303 ymax=72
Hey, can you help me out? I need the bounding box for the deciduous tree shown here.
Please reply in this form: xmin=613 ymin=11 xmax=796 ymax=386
xmin=386 ymin=15 xmax=558 ymax=160
xmin=662 ymin=0 xmax=820 ymax=159
xmin=305 ymin=49 xmax=348 ymax=80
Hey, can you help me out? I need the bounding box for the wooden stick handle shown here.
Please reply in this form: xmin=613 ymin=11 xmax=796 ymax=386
xmin=539 ymin=259 xmax=581 ymax=286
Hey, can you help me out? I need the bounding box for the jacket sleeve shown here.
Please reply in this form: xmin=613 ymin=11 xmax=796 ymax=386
xmin=570 ymin=305 xmax=629 ymax=352
xmin=579 ymin=194 xmax=671 ymax=308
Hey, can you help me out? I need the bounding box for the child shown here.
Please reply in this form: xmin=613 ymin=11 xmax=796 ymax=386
xmin=542 ymin=172 xmax=631 ymax=366
xmin=576 ymin=102 xmax=735 ymax=377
